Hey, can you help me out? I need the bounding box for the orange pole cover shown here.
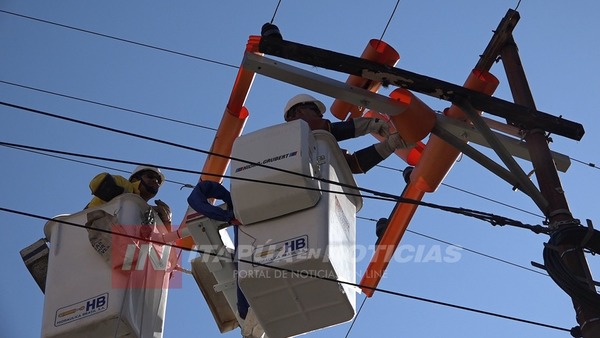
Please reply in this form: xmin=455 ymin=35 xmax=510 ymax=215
xmin=360 ymin=69 xmax=499 ymax=295
xmin=360 ymin=183 xmax=425 ymax=296
xmin=410 ymin=69 xmax=499 ymax=192
xmin=177 ymin=37 xmax=261 ymax=249
xmin=201 ymin=106 xmax=249 ymax=182
xmin=177 ymin=107 xmax=249 ymax=249
xmin=388 ymin=88 xmax=436 ymax=143
xmin=227 ymin=36 xmax=261 ymax=115
xmin=330 ymin=39 xmax=400 ymax=120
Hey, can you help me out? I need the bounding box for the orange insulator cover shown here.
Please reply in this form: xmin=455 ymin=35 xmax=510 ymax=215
xmin=359 ymin=69 xmax=499 ymax=296
xmin=364 ymin=110 xmax=425 ymax=165
xmin=388 ymin=88 xmax=436 ymax=144
xmin=410 ymin=69 xmax=499 ymax=192
xmin=360 ymin=183 xmax=425 ymax=296
xmin=330 ymin=39 xmax=400 ymax=120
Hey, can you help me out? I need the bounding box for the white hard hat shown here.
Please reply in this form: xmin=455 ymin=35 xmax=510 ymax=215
xmin=284 ymin=94 xmax=326 ymax=121
xmin=130 ymin=165 xmax=165 ymax=185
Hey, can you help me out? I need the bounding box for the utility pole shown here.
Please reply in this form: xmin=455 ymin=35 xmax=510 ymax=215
xmin=477 ymin=9 xmax=600 ymax=337
xmin=500 ymin=37 xmax=600 ymax=338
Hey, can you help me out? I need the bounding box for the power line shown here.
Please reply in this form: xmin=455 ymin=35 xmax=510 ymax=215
xmin=0 ymin=205 xmax=572 ymax=334
xmin=378 ymin=0 xmax=401 ymax=44
xmin=2 ymin=78 xmax=591 ymax=223
xmin=570 ymin=157 xmax=600 ymax=170
xmin=5 ymin=77 xmax=596 ymax=189
xmin=357 ymin=215 xmax=547 ymax=276
xmin=0 ymin=100 xmax=550 ymax=234
xmin=344 ymin=296 xmax=367 ymax=338
xmin=3 ymin=142 xmax=548 ymax=277
xmin=3 ymin=140 xmax=551 ymax=280
xmin=2 ymin=10 xmax=598 ymax=180
xmin=0 ymin=80 xmax=218 ymax=131
xmin=0 ymin=137 xmax=548 ymax=236
xmin=1 ymin=144 xmax=192 ymax=188
xmin=375 ymin=165 xmax=545 ymax=219
xmin=3 ymin=9 xmax=599 ymax=179
xmin=269 ymin=0 xmax=282 ymax=24
xmin=0 ymin=9 xmax=238 ymax=69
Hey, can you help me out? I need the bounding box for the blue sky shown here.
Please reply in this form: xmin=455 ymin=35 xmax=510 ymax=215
xmin=1 ymin=1 xmax=600 ymax=337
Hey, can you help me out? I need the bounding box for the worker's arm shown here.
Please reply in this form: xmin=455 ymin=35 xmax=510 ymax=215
xmin=187 ymin=181 xmax=235 ymax=222
xmin=88 ymin=173 xmax=136 ymax=203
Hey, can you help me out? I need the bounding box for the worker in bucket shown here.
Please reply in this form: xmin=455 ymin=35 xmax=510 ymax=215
xmin=187 ymin=181 xmax=264 ymax=338
xmin=86 ymin=165 xmax=172 ymax=229
xmin=284 ymin=93 xmax=413 ymax=174
xmin=22 ymin=166 xmax=174 ymax=291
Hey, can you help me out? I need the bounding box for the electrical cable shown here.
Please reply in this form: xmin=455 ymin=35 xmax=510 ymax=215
xmin=4 ymin=8 xmax=600 ymax=178
xmin=4 ymin=76 xmax=596 ymax=208
xmin=375 ymin=165 xmax=544 ymax=219
xmin=0 ymin=96 xmax=548 ymax=233
xmin=0 ymin=80 xmax=218 ymax=131
xmin=0 ymin=205 xmax=572 ymax=333
xmin=344 ymin=296 xmax=367 ymax=338
xmin=514 ymin=0 xmax=523 ymax=11
xmin=0 ymin=10 xmax=238 ymax=69
xmin=0 ymin=144 xmax=191 ymax=188
xmin=3 ymin=140 xmax=555 ymax=281
xmin=543 ymin=224 xmax=600 ymax=310
xmin=1 ymin=101 xmax=533 ymax=229
xmin=269 ymin=0 xmax=282 ymax=24
xmin=0 ymin=140 xmax=548 ymax=235
xmin=2 ymin=143 xmax=550 ymax=277
xmin=4 ymin=78 xmax=599 ymax=182
xmin=3 ymin=78 xmax=591 ymax=222
xmin=357 ymin=215 xmax=548 ymax=276
xmin=378 ymin=0 xmax=401 ymax=45
xmin=570 ymin=157 xmax=600 ymax=170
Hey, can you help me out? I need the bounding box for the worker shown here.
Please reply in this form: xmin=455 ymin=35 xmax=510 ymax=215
xmin=22 ymin=166 xmax=174 ymax=289
xmin=86 ymin=165 xmax=172 ymax=229
xmin=284 ymin=94 xmax=412 ymax=174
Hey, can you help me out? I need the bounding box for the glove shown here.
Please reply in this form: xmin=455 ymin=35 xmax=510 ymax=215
xmin=140 ymin=224 xmax=153 ymax=239
xmin=353 ymin=117 xmax=390 ymax=138
xmin=153 ymin=199 xmax=172 ymax=225
xmin=374 ymin=133 xmax=413 ymax=158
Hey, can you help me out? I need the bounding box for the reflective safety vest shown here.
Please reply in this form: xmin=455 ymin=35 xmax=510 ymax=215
xmin=86 ymin=173 xmax=142 ymax=209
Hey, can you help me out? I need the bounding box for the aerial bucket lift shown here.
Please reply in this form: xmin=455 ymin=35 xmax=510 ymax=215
xmin=40 ymin=193 xmax=173 ymax=338
xmin=231 ymin=119 xmax=362 ymax=338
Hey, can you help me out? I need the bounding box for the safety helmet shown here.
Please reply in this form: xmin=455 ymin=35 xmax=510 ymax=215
xmin=129 ymin=165 xmax=165 ymax=185
xmin=284 ymin=94 xmax=326 ymax=121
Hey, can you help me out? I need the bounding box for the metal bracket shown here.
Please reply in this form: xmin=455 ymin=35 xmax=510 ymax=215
xmin=452 ymin=97 xmax=548 ymax=211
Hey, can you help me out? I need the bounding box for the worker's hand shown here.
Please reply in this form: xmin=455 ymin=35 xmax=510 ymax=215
xmin=153 ymin=199 xmax=172 ymax=225
xmin=353 ymin=117 xmax=390 ymax=138
xmin=374 ymin=133 xmax=414 ymax=158
xmin=140 ymin=224 xmax=153 ymax=239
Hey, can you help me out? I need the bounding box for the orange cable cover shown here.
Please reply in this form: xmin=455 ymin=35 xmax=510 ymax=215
xmin=330 ymin=39 xmax=400 ymax=120
xmin=360 ymin=69 xmax=499 ymax=295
